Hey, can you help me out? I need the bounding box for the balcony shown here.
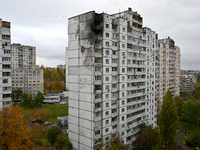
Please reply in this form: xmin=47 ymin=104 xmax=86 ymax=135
xmin=112 ymin=79 xmax=118 ymax=84
xmin=94 ymin=80 xmax=101 ymax=85
xmin=95 ymin=52 xmax=102 ymax=58
xmin=111 ymin=112 xmax=118 ymax=117
xmin=112 ymin=71 xmax=118 ymax=76
xmin=95 ymin=44 xmax=102 ymax=49
xmin=94 ymin=115 xmax=102 ymax=122
xmin=95 ymin=107 xmax=102 ymax=113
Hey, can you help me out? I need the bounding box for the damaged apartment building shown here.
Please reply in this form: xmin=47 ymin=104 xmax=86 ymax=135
xmin=67 ymin=8 xmax=159 ymax=150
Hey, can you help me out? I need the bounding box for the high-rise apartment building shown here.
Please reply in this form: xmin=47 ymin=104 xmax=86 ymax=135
xmin=143 ymin=27 xmax=158 ymax=126
xmin=0 ymin=19 xmax=12 ymax=110
xmin=11 ymin=43 xmax=36 ymax=69
xmin=68 ymin=8 xmax=157 ymax=150
xmin=180 ymin=74 xmax=197 ymax=94
xmin=157 ymin=37 xmax=180 ymax=109
xmin=11 ymin=43 xmax=43 ymax=95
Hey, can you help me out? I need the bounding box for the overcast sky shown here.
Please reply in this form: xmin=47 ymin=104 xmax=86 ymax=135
xmin=1 ymin=0 xmax=200 ymax=70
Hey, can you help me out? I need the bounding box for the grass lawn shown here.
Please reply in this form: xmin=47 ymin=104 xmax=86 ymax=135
xmin=22 ymin=104 xmax=68 ymax=124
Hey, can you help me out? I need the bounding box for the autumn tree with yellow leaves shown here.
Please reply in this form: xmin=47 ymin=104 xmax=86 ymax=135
xmin=0 ymin=105 xmax=33 ymax=150
xmin=41 ymin=65 xmax=66 ymax=94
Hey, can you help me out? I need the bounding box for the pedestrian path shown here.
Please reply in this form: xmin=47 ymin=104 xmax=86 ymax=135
xmin=177 ymin=124 xmax=194 ymax=150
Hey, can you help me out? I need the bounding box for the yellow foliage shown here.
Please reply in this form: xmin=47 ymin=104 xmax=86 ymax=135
xmin=33 ymin=109 xmax=52 ymax=122
xmin=0 ymin=105 xmax=33 ymax=150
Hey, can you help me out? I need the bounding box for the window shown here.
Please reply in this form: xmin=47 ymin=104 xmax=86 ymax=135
xmin=105 ymin=119 xmax=109 ymax=124
xmin=106 ymin=24 xmax=109 ymax=28
xmin=95 ymin=130 xmax=100 ymax=135
xmin=95 ymin=76 xmax=101 ymax=81
xmin=122 ymin=68 xmax=125 ymax=73
xmin=106 ymin=94 xmax=109 ymax=99
xmin=106 ymin=68 xmax=109 ymax=73
xmin=105 ymin=85 xmax=109 ymax=90
xmin=106 ymin=33 xmax=109 ymax=37
xmin=3 ymin=79 xmax=8 ymax=83
xmin=105 ymin=128 xmax=109 ymax=133
xmin=106 ymin=41 xmax=109 ymax=47
xmin=112 ymin=108 xmax=117 ymax=113
xmin=122 ymin=100 xmax=125 ymax=105
xmin=122 ymin=84 xmax=125 ymax=89
xmin=106 ymin=59 xmax=109 ymax=64
xmin=122 ymin=124 xmax=125 ymax=128
xmin=122 ymin=27 xmax=125 ymax=32
xmin=122 ymin=108 xmax=125 ymax=112
xmin=122 ymin=35 xmax=125 ymax=40
xmin=112 ymin=42 xmax=117 ymax=47
xmin=122 ymin=76 xmax=125 ymax=81
xmin=122 ymin=52 xmax=125 ymax=56
xmin=122 ymin=44 xmax=125 ymax=48
xmin=106 ymin=111 xmax=109 ymax=115
xmin=106 ymin=77 xmax=109 ymax=81
xmin=122 ymin=92 xmax=125 ymax=97
xmin=122 ymin=60 xmax=125 ymax=65
xmin=105 ymin=50 xmax=109 ymax=55
xmin=122 ymin=116 xmax=124 ymax=121
xmin=106 ymin=102 xmax=109 ymax=107
xmin=112 ymin=124 xmax=117 ymax=129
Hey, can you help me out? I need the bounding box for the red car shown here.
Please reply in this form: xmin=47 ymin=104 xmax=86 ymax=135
xmin=48 ymin=102 xmax=55 ymax=104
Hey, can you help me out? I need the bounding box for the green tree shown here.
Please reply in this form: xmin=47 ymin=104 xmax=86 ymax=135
xmin=35 ymin=92 xmax=44 ymax=105
xmin=159 ymin=90 xmax=178 ymax=149
xmin=133 ymin=124 xmax=160 ymax=150
xmin=181 ymin=100 xmax=200 ymax=127
xmin=46 ymin=126 xmax=62 ymax=146
xmin=21 ymin=93 xmax=31 ymax=106
xmin=105 ymin=133 xmax=130 ymax=150
xmin=185 ymin=130 xmax=200 ymax=147
xmin=11 ymin=88 xmax=23 ymax=103
xmin=55 ymin=133 xmax=73 ymax=150
xmin=174 ymin=96 xmax=184 ymax=115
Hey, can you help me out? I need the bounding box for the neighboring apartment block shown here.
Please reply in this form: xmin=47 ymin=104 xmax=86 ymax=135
xmin=11 ymin=43 xmax=36 ymax=69
xmin=11 ymin=69 xmax=43 ymax=96
xmin=0 ymin=19 xmax=12 ymax=110
xmin=157 ymin=37 xmax=180 ymax=109
xmin=11 ymin=43 xmax=43 ymax=95
xmin=180 ymin=74 xmax=197 ymax=94
xmin=68 ymin=8 xmax=157 ymax=150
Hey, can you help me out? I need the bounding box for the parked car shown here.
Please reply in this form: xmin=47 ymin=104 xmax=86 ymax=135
xmin=60 ymin=102 xmax=66 ymax=104
xmin=44 ymin=121 xmax=52 ymax=125
xmin=48 ymin=102 xmax=55 ymax=104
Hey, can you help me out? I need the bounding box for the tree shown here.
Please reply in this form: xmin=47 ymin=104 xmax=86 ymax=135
xmin=181 ymin=100 xmax=200 ymax=127
xmin=159 ymin=90 xmax=178 ymax=149
xmin=0 ymin=105 xmax=33 ymax=150
xmin=46 ymin=126 xmax=62 ymax=146
xmin=32 ymin=109 xmax=51 ymax=122
xmin=185 ymin=130 xmax=200 ymax=147
xmin=174 ymin=96 xmax=184 ymax=115
xmin=30 ymin=124 xmax=44 ymax=145
xmin=35 ymin=92 xmax=45 ymax=105
xmin=11 ymin=88 xmax=23 ymax=103
xmin=133 ymin=124 xmax=160 ymax=150
xmin=55 ymin=133 xmax=73 ymax=150
xmin=21 ymin=93 xmax=31 ymax=106
xmin=105 ymin=133 xmax=130 ymax=150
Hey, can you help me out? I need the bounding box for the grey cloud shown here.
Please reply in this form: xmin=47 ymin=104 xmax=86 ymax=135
xmin=0 ymin=0 xmax=200 ymax=69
